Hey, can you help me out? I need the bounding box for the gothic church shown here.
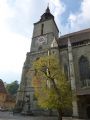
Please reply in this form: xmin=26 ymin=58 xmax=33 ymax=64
xmin=16 ymin=6 xmax=90 ymax=119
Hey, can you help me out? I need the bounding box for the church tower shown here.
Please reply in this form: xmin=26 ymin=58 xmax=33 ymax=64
xmin=16 ymin=6 xmax=59 ymax=113
xmin=31 ymin=6 xmax=59 ymax=52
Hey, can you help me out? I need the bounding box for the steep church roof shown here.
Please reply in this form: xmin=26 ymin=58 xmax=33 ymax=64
xmin=34 ymin=6 xmax=54 ymax=25
xmin=34 ymin=6 xmax=59 ymax=32
xmin=0 ymin=79 xmax=7 ymax=93
xmin=40 ymin=6 xmax=54 ymax=22
xmin=58 ymin=28 xmax=90 ymax=48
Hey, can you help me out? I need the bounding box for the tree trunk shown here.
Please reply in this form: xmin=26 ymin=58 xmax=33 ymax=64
xmin=49 ymin=109 xmax=52 ymax=116
xmin=57 ymin=109 xmax=62 ymax=120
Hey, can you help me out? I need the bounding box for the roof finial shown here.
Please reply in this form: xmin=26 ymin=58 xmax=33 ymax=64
xmin=47 ymin=2 xmax=49 ymax=8
xmin=46 ymin=3 xmax=50 ymax=13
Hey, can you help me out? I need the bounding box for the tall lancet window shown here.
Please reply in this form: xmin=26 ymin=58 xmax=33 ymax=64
xmin=79 ymin=56 xmax=90 ymax=87
xmin=41 ymin=24 xmax=44 ymax=35
xmin=64 ymin=64 xmax=68 ymax=80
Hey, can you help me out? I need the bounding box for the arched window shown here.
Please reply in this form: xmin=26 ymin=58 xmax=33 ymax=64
xmin=79 ymin=56 xmax=90 ymax=87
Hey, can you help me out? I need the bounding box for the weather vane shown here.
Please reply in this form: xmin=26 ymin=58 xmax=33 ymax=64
xmin=48 ymin=2 xmax=49 ymax=7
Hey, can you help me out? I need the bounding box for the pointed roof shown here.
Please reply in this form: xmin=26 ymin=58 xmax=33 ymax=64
xmin=40 ymin=6 xmax=54 ymax=22
xmin=0 ymin=79 xmax=7 ymax=93
xmin=45 ymin=5 xmax=50 ymax=13
xmin=51 ymin=37 xmax=58 ymax=48
xmin=34 ymin=6 xmax=59 ymax=32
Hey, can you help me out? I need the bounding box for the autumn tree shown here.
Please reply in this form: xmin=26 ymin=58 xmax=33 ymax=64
xmin=32 ymin=55 xmax=72 ymax=120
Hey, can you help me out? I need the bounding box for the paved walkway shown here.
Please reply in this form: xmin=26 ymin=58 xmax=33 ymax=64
xmin=0 ymin=111 xmax=85 ymax=120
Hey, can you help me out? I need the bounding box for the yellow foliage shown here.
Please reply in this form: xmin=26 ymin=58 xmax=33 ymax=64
xmin=32 ymin=55 xmax=72 ymax=110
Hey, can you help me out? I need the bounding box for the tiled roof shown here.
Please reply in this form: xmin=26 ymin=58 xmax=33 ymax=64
xmin=57 ymin=28 xmax=90 ymax=48
xmin=0 ymin=79 xmax=7 ymax=93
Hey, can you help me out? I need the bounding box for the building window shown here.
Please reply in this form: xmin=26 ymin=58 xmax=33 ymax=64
xmin=41 ymin=24 xmax=44 ymax=35
xmin=64 ymin=64 xmax=68 ymax=80
xmin=79 ymin=56 xmax=90 ymax=87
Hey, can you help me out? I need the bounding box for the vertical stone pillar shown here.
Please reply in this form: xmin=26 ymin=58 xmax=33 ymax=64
xmin=68 ymin=37 xmax=79 ymax=117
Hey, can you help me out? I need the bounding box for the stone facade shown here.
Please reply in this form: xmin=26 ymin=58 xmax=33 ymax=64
xmin=16 ymin=7 xmax=90 ymax=119
xmin=16 ymin=6 xmax=59 ymax=114
xmin=58 ymin=30 xmax=90 ymax=119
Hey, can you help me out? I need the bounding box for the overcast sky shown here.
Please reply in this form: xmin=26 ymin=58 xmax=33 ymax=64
xmin=0 ymin=0 xmax=90 ymax=83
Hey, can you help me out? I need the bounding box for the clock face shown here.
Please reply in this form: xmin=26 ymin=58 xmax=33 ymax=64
xmin=36 ymin=35 xmax=47 ymax=46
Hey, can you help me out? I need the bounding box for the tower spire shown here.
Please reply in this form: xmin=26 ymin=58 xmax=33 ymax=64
xmin=40 ymin=4 xmax=54 ymax=22
xmin=48 ymin=2 xmax=49 ymax=8
xmin=46 ymin=3 xmax=50 ymax=13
